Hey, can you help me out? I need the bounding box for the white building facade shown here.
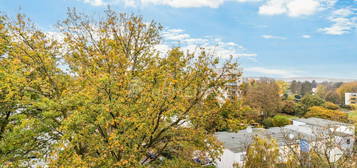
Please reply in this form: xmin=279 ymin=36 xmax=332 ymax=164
xmin=345 ymin=93 xmax=357 ymax=105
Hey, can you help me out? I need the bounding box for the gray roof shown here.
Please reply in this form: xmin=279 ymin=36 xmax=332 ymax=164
xmin=266 ymin=126 xmax=315 ymax=145
xmin=215 ymin=126 xmax=315 ymax=153
xmin=215 ymin=118 xmax=354 ymax=153
xmin=293 ymin=117 xmax=352 ymax=127
xmin=215 ymin=132 xmax=255 ymax=153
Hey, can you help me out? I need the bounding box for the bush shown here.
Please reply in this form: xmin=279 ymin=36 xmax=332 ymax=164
xmin=263 ymin=117 xmax=274 ymax=128
xmin=294 ymin=103 xmax=306 ymax=116
xmin=281 ymin=101 xmax=297 ymax=115
xmin=350 ymin=104 xmax=357 ymax=110
xmin=271 ymin=115 xmax=291 ymax=127
xmin=301 ymin=94 xmax=325 ymax=108
xmin=340 ymin=104 xmax=353 ymax=110
xmin=304 ymin=106 xmax=348 ymax=122
xmin=281 ymin=101 xmax=308 ymax=116
xmin=323 ymin=102 xmax=339 ymax=110
xmin=263 ymin=115 xmax=291 ymax=128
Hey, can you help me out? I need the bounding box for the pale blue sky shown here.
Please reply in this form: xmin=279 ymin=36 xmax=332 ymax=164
xmin=1 ymin=0 xmax=356 ymax=79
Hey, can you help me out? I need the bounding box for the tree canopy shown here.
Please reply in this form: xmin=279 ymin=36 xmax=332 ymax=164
xmin=0 ymin=9 xmax=241 ymax=167
xmin=243 ymin=79 xmax=281 ymax=119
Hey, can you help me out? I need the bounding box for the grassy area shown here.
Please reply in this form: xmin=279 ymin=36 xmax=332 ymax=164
xmin=348 ymin=111 xmax=357 ymax=122
xmin=276 ymin=113 xmax=299 ymax=120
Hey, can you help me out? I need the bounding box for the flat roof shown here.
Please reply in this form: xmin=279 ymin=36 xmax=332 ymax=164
xmin=215 ymin=127 xmax=315 ymax=153
xmin=215 ymin=132 xmax=254 ymax=153
xmin=293 ymin=117 xmax=352 ymax=127
xmin=216 ymin=118 xmax=354 ymax=153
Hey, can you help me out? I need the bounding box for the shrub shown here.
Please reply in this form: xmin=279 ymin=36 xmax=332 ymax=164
xmin=304 ymin=106 xmax=348 ymax=122
xmin=263 ymin=117 xmax=274 ymax=128
xmin=271 ymin=115 xmax=291 ymax=127
xmin=340 ymin=104 xmax=353 ymax=110
xmin=323 ymin=102 xmax=339 ymax=110
xmin=294 ymin=103 xmax=306 ymax=116
xmin=301 ymin=94 xmax=325 ymax=109
xmin=350 ymin=104 xmax=357 ymax=110
xmin=263 ymin=115 xmax=291 ymax=128
xmin=281 ymin=101 xmax=297 ymax=115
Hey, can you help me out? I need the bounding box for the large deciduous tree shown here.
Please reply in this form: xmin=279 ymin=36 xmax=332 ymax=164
xmin=244 ymin=79 xmax=281 ymax=120
xmin=337 ymin=82 xmax=357 ymax=104
xmin=0 ymin=14 xmax=69 ymax=166
xmin=316 ymin=83 xmax=342 ymax=104
xmin=0 ymin=9 xmax=241 ymax=167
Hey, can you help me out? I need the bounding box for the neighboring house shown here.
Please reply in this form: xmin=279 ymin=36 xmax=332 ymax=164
xmin=214 ymin=68 xmax=243 ymax=102
xmin=293 ymin=118 xmax=355 ymax=136
xmin=345 ymin=93 xmax=357 ymax=105
xmin=215 ymin=118 xmax=355 ymax=168
xmin=224 ymin=75 xmax=242 ymax=100
xmin=291 ymin=118 xmax=355 ymax=162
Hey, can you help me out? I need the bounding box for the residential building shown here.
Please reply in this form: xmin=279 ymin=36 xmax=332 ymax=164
xmin=345 ymin=93 xmax=357 ymax=105
xmin=215 ymin=118 xmax=355 ymax=168
xmin=293 ymin=118 xmax=355 ymax=135
xmin=215 ymin=68 xmax=243 ymax=101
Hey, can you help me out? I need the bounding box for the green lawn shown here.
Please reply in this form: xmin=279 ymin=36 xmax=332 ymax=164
xmin=348 ymin=111 xmax=357 ymax=122
xmin=276 ymin=113 xmax=299 ymax=120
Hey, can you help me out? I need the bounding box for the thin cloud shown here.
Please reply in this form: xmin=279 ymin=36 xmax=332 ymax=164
xmin=77 ymin=0 xmax=260 ymax=8
xmin=302 ymin=34 xmax=311 ymax=38
xmin=245 ymin=67 xmax=302 ymax=78
xmin=77 ymin=0 xmax=136 ymax=7
xmin=319 ymin=7 xmax=357 ymax=35
xmin=259 ymin=0 xmax=337 ymax=17
xmin=261 ymin=35 xmax=287 ymax=40
xmin=159 ymin=29 xmax=258 ymax=59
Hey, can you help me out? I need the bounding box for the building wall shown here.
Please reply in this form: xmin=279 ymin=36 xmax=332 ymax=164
xmin=293 ymin=120 xmax=306 ymax=126
xmin=216 ymin=149 xmax=245 ymax=168
xmin=345 ymin=93 xmax=357 ymax=105
xmin=311 ymin=136 xmax=354 ymax=162
xmin=336 ymin=135 xmax=355 ymax=152
xmin=335 ymin=125 xmax=355 ymax=135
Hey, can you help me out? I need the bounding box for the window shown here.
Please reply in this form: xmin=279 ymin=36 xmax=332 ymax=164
xmin=347 ymin=139 xmax=350 ymax=145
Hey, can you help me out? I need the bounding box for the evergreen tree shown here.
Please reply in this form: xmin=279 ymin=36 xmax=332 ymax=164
xmin=301 ymin=81 xmax=313 ymax=96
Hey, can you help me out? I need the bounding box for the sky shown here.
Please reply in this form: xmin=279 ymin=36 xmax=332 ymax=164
xmin=1 ymin=0 xmax=356 ymax=79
